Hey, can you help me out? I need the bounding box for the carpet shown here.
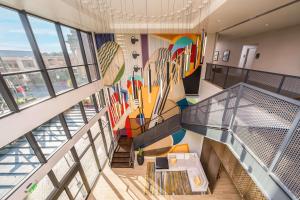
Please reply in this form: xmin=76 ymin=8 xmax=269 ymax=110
xmin=146 ymin=162 xmax=192 ymax=195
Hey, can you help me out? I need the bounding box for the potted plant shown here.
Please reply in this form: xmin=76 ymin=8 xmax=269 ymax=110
xmin=137 ymin=148 xmax=144 ymax=165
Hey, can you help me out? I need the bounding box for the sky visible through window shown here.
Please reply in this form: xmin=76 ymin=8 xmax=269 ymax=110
xmin=0 ymin=7 xmax=32 ymax=51
xmin=0 ymin=7 xmax=62 ymax=53
xmin=28 ymin=16 xmax=63 ymax=54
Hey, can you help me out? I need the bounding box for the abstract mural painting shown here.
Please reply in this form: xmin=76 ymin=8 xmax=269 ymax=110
xmin=95 ymin=33 xmax=206 ymax=154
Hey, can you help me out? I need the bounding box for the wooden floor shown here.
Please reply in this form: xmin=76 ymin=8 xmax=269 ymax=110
xmin=88 ymin=158 xmax=241 ymax=200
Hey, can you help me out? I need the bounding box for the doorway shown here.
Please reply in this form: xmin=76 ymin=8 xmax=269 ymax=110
xmin=238 ymin=45 xmax=257 ymax=69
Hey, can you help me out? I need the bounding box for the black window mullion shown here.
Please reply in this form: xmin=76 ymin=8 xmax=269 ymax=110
xmin=98 ymin=120 xmax=109 ymax=156
xmin=19 ymin=11 xmax=56 ymax=97
xmin=58 ymin=113 xmax=72 ymax=139
xmin=79 ymin=102 xmax=88 ymax=123
xmin=25 ymin=132 xmax=47 ymax=163
xmin=0 ymin=73 xmax=19 ymax=112
xmin=48 ymin=170 xmax=60 ymax=188
xmin=77 ymin=30 xmax=92 ymax=83
xmin=55 ymin=23 xmax=78 ymax=89
xmin=92 ymin=94 xmax=99 ymax=113
xmin=69 ymin=147 xmax=91 ymax=193
xmin=88 ymin=33 xmax=101 ymax=80
xmin=100 ymin=89 xmax=106 ymax=107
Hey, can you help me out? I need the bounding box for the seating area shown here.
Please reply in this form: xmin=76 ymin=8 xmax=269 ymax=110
xmin=146 ymin=153 xmax=209 ymax=195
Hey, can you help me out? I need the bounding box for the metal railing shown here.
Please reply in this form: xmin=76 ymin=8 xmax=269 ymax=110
xmin=181 ymin=82 xmax=300 ymax=200
xmin=205 ymin=63 xmax=300 ymax=99
xmin=120 ymin=104 xmax=181 ymax=135
xmin=133 ymin=114 xmax=182 ymax=149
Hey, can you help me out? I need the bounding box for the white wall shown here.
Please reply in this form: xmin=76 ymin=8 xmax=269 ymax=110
xmin=213 ymin=25 xmax=300 ymax=76
xmin=115 ymin=34 xmax=143 ymax=89
xmin=178 ymin=130 xmax=204 ymax=157
xmin=198 ymin=80 xmax=223 ymax=101
xmin=201 ymin=33 xmax=217 ymax=79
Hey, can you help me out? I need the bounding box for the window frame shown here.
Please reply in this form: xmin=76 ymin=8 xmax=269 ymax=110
xmin=0 ymin=5 xmax=100 ymax=119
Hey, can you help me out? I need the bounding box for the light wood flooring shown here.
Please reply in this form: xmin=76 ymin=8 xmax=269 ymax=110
xmin=88 ymin=158 xmax=241 ymax=200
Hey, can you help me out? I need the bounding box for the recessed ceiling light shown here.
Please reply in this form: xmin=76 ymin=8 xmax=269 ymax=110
xmin=217 ymin=19 xmax=221 ymax=22
xmin=265 ymin=23 xmax=269 ymax=26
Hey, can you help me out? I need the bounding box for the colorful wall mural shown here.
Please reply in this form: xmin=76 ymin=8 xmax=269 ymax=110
xmin=95 ymin=32 xmax=206 ymax=155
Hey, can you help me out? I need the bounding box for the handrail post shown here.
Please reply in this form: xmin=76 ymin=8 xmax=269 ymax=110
xmin=277 ymin=76 xmax=285 ymax=94
xmin=268 ymin=111 xmax=300 ymax=173
xmin=244 ymin=69 xmax=250 ymax=83
xmin=212 ymin=64 xmax=216 ymax=82
xmin=223 ymin=66 xmax=229 ymax=89
xmin=228 ymin=84 xmax=244 ymax=132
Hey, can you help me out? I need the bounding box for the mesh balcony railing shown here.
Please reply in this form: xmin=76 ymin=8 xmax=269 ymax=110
xmin=205 ymin=63 xmax=300 ymax=99
xmin=181 ymin=83 xmax=300 ymax=200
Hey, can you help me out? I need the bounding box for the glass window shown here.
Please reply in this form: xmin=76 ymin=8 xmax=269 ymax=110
xmin=0 ymin=93 xmax=10 ymax=116
xmin=32 ymin=117 xmax=68 ymax=159
xmin=28 ymin=16 xmax=66 ymax=68
xmin=61 ymin=26 xmax=83 ymax=66
xmin=95 ymin=92 xmax=101 ymax=111
xmin=80 ymin=147 xmax=98 ymax=187
xmin=57 ymin=191 xmax=70 ymax=200
xmin=63 ymin=105 xmax=85 ymax=135
xmin=4 ymin=72 xmax=49 ymax=108
xmin=0 ymin=7 xmax=39 ymax=74
xmin=89 ymin=64 xmax=97 ymax=81
xmin=94 ymin=135 xmax=107 ymax=167
xmin=72 ymin=66 xmax=88 ymax=86
xmin=75 ymin=133 xmax=90 ymax=157
xmin=80 ymin=32 xmax=93 ymax=64
xmin=0 ymin=136 xmax=40 ymax=198
xmin=52 ymin=151 xmax=75 ymax=181
xmin=67 ymin=172 xmax=88 ymax=200
xmin=48 ymin=68 xmax=73 ymax=94
xmin=100 ymin=89 xmax=106 ymax=106
xmin=82 ymin=96 xmax=96 ymax=120
xmin=90 ymin=122 xmax=100 ymax=139
xmin=26 ymin=175 xmax=54 ymax=200
xmin=103 ymin=123 xmax=112 ymax=151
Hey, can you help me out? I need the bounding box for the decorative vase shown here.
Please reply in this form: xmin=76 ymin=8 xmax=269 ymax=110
xmin=137 ymin=153 xmax=144 ymax=165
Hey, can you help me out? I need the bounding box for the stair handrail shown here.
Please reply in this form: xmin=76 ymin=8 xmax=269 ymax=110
xmin=207 ymin=63 xmax=300 ymax=79
xmin=181 ymin=82 xmax=300 ymax=200
xmin=122 ymin=103 xmax=183 ymax=133
xmin=129 ymin=140 xmax=135 ymax=167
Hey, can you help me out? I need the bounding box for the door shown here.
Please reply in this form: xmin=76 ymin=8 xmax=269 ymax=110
xmin=239 ymin=45 xmax=257 ymax=69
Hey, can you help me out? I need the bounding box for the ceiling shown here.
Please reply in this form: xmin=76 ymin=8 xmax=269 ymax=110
xmin=0 ymin=0 xmax=299 ymax=35
xmin=218 ymin=0 xmax=300 ymax=37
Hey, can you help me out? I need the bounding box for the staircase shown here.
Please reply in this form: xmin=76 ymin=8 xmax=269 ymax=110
xmin=129 ymin=82 xmax=300 ymax=200
xmin=111 ymin=135 xmax=134 ymax=168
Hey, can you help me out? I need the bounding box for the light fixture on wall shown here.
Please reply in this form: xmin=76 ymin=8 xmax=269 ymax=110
xmin=132 ymin=51 xmax=140 ymax=59
xmin=131 ymin=36 xmax=139 ymax=44
xmin=133 ymin=65 xmax=140 ymax=72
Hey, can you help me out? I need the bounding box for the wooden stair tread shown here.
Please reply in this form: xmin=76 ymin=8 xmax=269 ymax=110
xmin=111 ymin=162 xmax=133 ymax=168
xmin=110 ymin=135 xmax=134 ymax=168
xmin=113 ymin=152 xmax=130 ymax=157
xmin=112 ymin=157 xmax=130 ymax=163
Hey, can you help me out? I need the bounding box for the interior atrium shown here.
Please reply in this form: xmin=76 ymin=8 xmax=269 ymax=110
xmin=0 ymin=0 xmax=299 ymax=199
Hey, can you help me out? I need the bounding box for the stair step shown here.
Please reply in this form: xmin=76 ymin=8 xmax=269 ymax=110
xmin=111 ymin=162 xmax=133 ymax=168
xmin=112 ymin=157 xmax=130 ymax=163
xmin=118 ymin=138 xmax=133 ymax=144
xmin=116 ymin=146 xmax=131 ymax=152
xmin=113 ymin=152 xmax=130 ymax=158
